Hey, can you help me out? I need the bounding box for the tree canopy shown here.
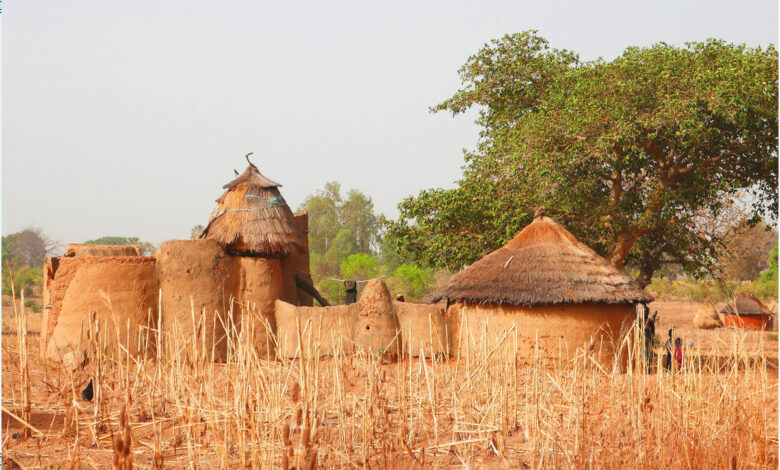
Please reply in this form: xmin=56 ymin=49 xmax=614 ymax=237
xmin=386 ymin=32 xmax=778 ymax=286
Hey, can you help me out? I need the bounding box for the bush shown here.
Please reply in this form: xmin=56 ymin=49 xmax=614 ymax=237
xmin=24 ymin=299 xmax=42 ymax=313
xmin=2 ymin=265 xmax=43 ymax=297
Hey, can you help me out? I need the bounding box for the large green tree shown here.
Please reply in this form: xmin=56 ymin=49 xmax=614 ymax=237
xmin=386 ymin=32 xmax=778 ymax=286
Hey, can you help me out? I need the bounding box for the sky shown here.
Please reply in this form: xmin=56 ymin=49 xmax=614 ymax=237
xmin=2 ymin=0 xmax=778 ymax=248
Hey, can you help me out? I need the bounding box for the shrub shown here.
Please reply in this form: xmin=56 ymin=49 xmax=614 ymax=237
xmin=2 ymin=265 xmax=43 ymax=297
xmin=24 ymin=299 xmax=42 ymax=313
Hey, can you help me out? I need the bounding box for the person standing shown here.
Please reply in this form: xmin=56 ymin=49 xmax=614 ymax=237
xmin=674 ymin=337 xmax=683 ymax=370
xmin=663 ymin=329 xmax=674 ymax=370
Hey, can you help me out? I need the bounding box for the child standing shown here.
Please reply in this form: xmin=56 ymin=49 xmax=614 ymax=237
xmin=674 ymin=337 xmax=683 ymax=369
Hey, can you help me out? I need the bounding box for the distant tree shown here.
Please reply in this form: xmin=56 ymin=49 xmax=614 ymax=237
xmin=718 ymin=219 xmax=777 ymax=281
xmin=300 ymin=182 xmax=382 ymax=300
xmin=340 ymin=253 xmax=379 ymax=282
xmin=85 ymin=236 xmax=156 ymax=256
xmin=2 ymin=227 xmax=58 ymax=297
xmin=386 ymin=31 xmax=778 ymax=287
xmin=191 ymin=225 xmax=204 ymax=239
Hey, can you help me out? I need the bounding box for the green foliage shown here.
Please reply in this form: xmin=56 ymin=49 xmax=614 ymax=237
xmin=3 ymin=266 xmax=43 ymax=297
xmin=191 ymin=225 xmax=204 ymax=239
xmin=85 ymin=236 xmax=156 ymax=255
xmin=767 ymin=333 xmax=778 ymax=341
xmin=340 ymin=254 xmax=379 ymax=282
xmin=301 ymin=182 xmax=386 ymax=302
xmin=759 ymin=243 xmax=778 ymax=281
xmin=24 ymin=299 xmax=42 ymax=313
xmin=386 ymin=31 xmax=778 ymax=287
xmin=386 ymin=264 xmax=435 ymax=301
xmin=648 ymin=277 xmax=777 ymax=302
xmin=2 ymin=228 xmax=56 ymax=298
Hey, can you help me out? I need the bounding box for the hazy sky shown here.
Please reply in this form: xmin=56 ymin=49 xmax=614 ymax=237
xmin=3 ymin=1 xmax=777 ymax=247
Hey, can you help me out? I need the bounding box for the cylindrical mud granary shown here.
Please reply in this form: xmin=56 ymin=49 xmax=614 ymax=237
xmin=156 ymin=239 xmax=240 ymax=361
xmin=44 ymin=256 xmax=157 ymax=361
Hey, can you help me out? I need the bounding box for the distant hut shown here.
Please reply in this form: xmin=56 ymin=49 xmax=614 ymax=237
xmin=720 ymin=292 xmax=772 ymax=330
xmin=199 ymin=156 xmax=305 ymax=257
xmin=427 ymin=208 xmax=653 ymax=363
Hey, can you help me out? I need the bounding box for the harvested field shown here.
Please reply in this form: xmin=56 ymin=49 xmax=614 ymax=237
xmin=2 ymin=297 xmax=778 ymax=469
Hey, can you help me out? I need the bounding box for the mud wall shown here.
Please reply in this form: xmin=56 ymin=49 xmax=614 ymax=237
xmin=723 ymin=314 xmax=770 ymax=330
xmin=275 ymin=300 xmax=358 ymax=357
xmin=237 ymin=257 xmax=284 ymax=357
xmin=446 ymin=302 xmax=634 ymax=365
xmin=156 ymin=239 xmax=241 ymax=361
xmin=280 ymin=212 xmax=313 ymax=306
xmin=44 ymin=256 xmax=157 ymax=360
xmin=64 ymin=244 xmax=141 ymax=257
xmin=393 ymin=301 xmax=447 ymax=358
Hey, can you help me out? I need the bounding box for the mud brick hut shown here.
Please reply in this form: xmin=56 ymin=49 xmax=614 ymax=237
xmin=426 ymin=208 xmax=653 ymax=364
xmin=42 ymin=158 xmax=316 ymax=362
xmin=720 ymin=292 xmax=773 ymax=330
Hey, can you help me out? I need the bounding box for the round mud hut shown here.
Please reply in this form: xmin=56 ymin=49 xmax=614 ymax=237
xmin=427 ymin=209 xmax=653 ymax=365
xmin=720 ymin=292 xmax=772 ymax=330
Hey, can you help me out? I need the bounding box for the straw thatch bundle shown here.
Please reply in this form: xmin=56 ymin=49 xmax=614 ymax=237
xmin=693 ymin=303 xmax=723 ymax=329
xmin=199 ymin=159 xmax=305 ymax=257
xmin=427 ymin=209 xmax=652 ymax=306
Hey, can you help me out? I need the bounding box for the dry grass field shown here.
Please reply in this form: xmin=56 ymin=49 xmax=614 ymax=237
xmin=2 ymin=296 xmax=778 ymax=469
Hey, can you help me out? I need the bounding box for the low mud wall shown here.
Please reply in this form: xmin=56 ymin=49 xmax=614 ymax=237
xmin=394 ymin=301 xmax=447 ymax=358
xmin=275 ymin=301 xmax=358 ymax=357
xmin=274 ymin=282 xmax=446 ymax=359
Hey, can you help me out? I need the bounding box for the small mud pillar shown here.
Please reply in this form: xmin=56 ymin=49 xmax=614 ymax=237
xmin=353 ymin=279 xmax=400 ymax=358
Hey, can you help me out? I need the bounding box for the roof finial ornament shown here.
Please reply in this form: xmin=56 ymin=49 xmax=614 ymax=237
xmin=245 ymin=152 xmax=256 ymax=170
xmin=534 ymin=206 xmax=546 ymax=219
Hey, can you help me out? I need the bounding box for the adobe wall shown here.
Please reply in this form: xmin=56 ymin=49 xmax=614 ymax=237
xmin=237 ymin=257 xmax=284 ymax=357
xmin=280 ymin=212 xmax=313 ymax=306
xmin=64 ymin=244 xmax=142 ymax=257
xmin=156 ymin=239 xmax=241 ymax=361
xmin=446 ymin=302 xmax=634 ymax=366
xmin=723 ymin=314 xmax=770 ymax=330
xmin=275 ymin=300 xmax=358 ymax=357
xmin=44 ymin=256 xmax=157 ymax=360
xmin=394 ymin=301 xmax=447 ymax=358
xmin=274 ymin=283 xmax=445 ymax=359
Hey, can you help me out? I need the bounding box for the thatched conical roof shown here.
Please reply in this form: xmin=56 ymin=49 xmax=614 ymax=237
xmin=720 ymin=292 xmax=771 ymax=316
xmin=199 ymin=159 xmax=305 ymax=257
xmin=426 ymin=210 xmax=653 ymax=306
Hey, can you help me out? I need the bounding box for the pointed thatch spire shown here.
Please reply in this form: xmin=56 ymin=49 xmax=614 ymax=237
xmin=426 ymin=213 xmax=653 ymax=306
xmin=199 ymin=155 xmax=305 ymax=257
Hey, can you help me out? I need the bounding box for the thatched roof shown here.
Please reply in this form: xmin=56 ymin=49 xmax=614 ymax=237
xmin=199 ymin=161 xmax=305 ymax=257
xmin=720 ymin=292 xmax=771 ymax=316
xmin=426 ymin=210 xmax=653 ymax=306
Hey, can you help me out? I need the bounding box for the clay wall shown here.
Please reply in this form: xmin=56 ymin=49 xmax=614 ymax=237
xmin=156 ymin=239 xmax=241 ymax=361
xmin=393 ymin=301 xmax=447 ymax=358
xmin=43 ymin=256 xmax=157 ymax=360
xmin=275 ymin=300 xmax=358 ymax=357
xmin=280 ymin=212 xmax=313 ymax=306
xmin=446 ymin=302 xmax=634 ymax=366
